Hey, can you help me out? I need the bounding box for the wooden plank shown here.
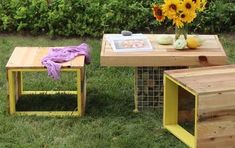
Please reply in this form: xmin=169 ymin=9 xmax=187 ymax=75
xmin=175 ymin=73 xmax=235 ymax=94
xmin=100 ymin=34 xmax=227 ymax=67
xmin=198 ymin=92 xmax=235 ymax=122
xmin=165 ymin=65 xmax=235 ymax=78
xmin=6 ymin=47 xmax=85 ymax=69
xmin=165 ymin=65 xmax=235 ymax=94
xmin=197 ymin=91 xmax=235 ymax=147
xmin=197 ymin=135 xmax=235 ymax=148
xmin=101 ymin=55 xmax=226 ymax=67
xmin=197 ymin=121 xmax=235 ymax=144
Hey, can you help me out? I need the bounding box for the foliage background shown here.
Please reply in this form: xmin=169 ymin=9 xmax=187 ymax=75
xmin=0 ymin=0 xmax=234 ymax=37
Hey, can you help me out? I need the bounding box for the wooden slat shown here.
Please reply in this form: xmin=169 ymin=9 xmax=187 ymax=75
xmin=165 ymin=65 xmax=235 ymax=94
xmin=198 ymin=92 xmax=235 ymax=122
xmin=197 ymin=121 xmax=235 ymax=144
xmin=6 ymin=47 xmax=85 ymax=69
xmin=197 ymin=135 xmax=235 ymax=148
xmin=197 ymin=91 xmax=235 ymax=147
xmin=165 ymin=65 xmax=235 ymax=78
xmin=100 ymin=34 xmax=227 ymax=67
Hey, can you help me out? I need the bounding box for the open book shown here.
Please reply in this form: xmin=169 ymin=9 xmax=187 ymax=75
xmin=106 ymin=34 xmax=153 ymax=52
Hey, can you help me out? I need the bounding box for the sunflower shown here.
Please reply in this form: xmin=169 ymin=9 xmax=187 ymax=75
xmin=181 ymin=0 xmax=196 ymax=14
xmin=152 ymin=4 xmax=165 ymax=22
xmin=162 ymin=0 xmax=181 ymax=19
xmin=179 ymin=11 xmax=197 ymax=23
xmin=192 ymin=0 xmax=201 ymax=10
xmin=173 ymin=16 xmax=184 ymax=28
xmin=198 ymin=0 xmax=207 ymax=12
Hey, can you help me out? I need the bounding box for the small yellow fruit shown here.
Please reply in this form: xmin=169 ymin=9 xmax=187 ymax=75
xmin=187 ymin=37 xmax=200 ymax=49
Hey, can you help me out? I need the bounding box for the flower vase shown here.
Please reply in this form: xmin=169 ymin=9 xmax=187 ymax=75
xmin=175 ymin=25 xmax=188 ymax=40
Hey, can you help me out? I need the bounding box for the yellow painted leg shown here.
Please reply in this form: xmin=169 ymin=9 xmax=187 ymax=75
xmin=194 ymin=96 xmax=198 ymax=148
xmin=133 ymin=68 xmax=139 ymax=112
xmin=15 ymin=72 xmax=22 ymax=102
xmin=7 ymin=70 xmax=16 ymax=114
xmin=19 ymin=71 xmax=23 ymax=95
xmin=163 ymin=75 xmax=178 ymax=126
xmin=77 ymin=69 xmax=83 ymax=116
xmin=81 ymin=67 xmax=86 ymax=113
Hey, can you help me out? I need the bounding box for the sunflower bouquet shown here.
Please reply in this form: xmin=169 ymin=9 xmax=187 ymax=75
xmin=152 ymin=0 xmax=207 ymax=39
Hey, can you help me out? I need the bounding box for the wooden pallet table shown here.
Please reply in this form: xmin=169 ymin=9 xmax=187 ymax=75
xmin=6 ymin=47 xmax=86 ymax=116
xmin=164 ymin=65 xmax=235 ymax=148
xmin=100 ymin=34 xmax=227 ymax=111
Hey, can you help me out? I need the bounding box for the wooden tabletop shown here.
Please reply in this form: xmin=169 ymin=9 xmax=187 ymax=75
xmin=165 ymin=64 xmax=235 ymax=95
xmin=100 ymin=34 xmax=227 ymax=67
xmin=6 ymin=47 xmax=85 ymax=69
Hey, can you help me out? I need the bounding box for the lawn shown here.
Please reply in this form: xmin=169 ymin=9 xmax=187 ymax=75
xmin=0 ymin=34 xmax=234 ymax=147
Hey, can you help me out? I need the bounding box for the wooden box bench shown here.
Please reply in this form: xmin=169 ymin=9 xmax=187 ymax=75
xmin=6 ymin=47 xmax=86 ymax=116
xmin=164 ymin=65 xmax=235 ymax=148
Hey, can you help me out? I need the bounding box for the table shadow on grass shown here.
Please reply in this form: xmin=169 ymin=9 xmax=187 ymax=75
xmin=16 ymin=94 xmax=77 ymax=111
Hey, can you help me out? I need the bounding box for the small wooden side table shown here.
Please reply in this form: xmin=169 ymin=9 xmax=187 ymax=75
xmin=6 ymin=47 xmax=86 ymax=116
xmin=164 ymin=65 xmax=235 ymax=148
xmin=100 ymin=34 xmax=227 ymax=111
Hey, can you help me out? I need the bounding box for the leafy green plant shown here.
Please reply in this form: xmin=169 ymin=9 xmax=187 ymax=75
xmin=192 ymin=0 xmax=235 ymax=33
xmin=0 ymin=0 xmax=234 ymax=37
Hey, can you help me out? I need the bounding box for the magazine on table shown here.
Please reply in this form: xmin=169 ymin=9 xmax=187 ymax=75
xmin=106 ymin=34 xmax=153 ymax=52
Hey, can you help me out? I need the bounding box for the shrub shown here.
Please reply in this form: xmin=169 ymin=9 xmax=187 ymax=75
xmin=0 ymin=0 xmax=234 ymax=37
xmin=192 ymin=0 xmax=235 ymax=33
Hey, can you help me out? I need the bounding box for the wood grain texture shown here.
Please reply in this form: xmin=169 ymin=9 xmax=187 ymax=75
xmin=197 ymin=120 xmax=235 ymax=148
xmin=165 ymin=64 xmax=235 ymax=147
xmin=100 ymin=34 xmax=227 ymax=67
xmin=6 ymin=47 xmax=85 ymax=69
xmin=165 ymin=65 xmax=235 ymax=94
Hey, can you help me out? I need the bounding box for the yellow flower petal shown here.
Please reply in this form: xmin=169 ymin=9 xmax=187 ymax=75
xmin=152 ymin=4 xmax=165 ymax=22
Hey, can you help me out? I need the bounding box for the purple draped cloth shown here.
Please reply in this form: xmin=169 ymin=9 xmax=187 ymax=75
xmin=41 ymin=43 xmax=90 ymax=80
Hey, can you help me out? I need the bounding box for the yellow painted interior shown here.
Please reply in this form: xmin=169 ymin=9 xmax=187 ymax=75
xmin=165 ymin=125 xmax=195 ymax=148
xmin=7 ymin=68 xmax=83 ymax=117
xmin=164 ymin=75 xmax=198 ymax=148
xmin=163 ymin=75 xmax=178 ymax=126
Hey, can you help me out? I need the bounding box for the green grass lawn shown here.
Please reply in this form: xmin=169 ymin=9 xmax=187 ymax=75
xmin=0 ymin=34 xmax=234 ymax=147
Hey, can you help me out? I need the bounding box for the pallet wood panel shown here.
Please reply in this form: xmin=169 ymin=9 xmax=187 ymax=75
xmin=164 ymin=64 xmax=235 ymax=147
xmin=100 ymin=34 xmax=227 ymax=67
xmin=6 ymin=47 xmax=85 ymax=69
xmin=165 ymin=65 xmax=235 ymax=94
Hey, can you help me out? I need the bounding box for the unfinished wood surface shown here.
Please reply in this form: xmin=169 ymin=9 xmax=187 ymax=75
xmin=6 ymin=47 xmax=85 ymax=69
xmin=100 ymin=34 xmax=227 ymax=67
xmin=165 ymin=64 xmax=235 ymax=147
xmin=165 ymin=65 xmax=235 ymax=94
xmin=197 ymin=120 xmax=235 ymax=147
xmin=198 ymin=92 xmax=235 ymax=117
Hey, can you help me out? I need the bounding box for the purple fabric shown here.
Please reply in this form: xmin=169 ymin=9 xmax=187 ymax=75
xmin=41 ymin=43 xmax=90 ymax=80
